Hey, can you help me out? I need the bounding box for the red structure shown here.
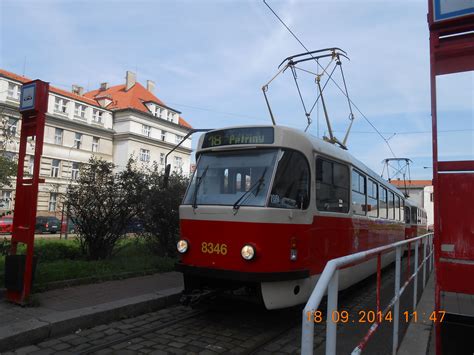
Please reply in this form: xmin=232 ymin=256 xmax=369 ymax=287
xmin=427 ymin=2 xmax=474 ymax=354
xmin=6 ymin=80 xmax=49 ymax=304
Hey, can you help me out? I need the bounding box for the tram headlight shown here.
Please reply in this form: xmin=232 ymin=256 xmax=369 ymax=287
xmin=177 ymin=239 xmax=189 ymax=254
xmin=241 ymin=244 xmax=255 ymax=260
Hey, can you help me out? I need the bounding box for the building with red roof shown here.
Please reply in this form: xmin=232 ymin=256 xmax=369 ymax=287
xmin=0 ymin=69 xmax=193 ymax=216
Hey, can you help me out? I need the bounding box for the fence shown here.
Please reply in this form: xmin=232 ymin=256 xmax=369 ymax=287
xmin=301 ymin=233 xmax=434 ymax=355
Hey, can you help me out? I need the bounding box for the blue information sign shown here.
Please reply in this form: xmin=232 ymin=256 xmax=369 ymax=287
xmin=19 ymin=82 xmax=36 ymax=112
xmin=433 ymin=0 xmax=474 ymax=22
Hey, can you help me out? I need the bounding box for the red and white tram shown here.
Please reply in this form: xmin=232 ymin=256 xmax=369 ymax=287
xmin=176 ymin=125 xmax=427 ymax=309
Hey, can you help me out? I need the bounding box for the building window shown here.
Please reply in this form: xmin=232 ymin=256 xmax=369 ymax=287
xmin=54 ymin=128 xmax=63 ymax=145
xmin=160 ymin=153 xmax=165 ymax=165
xmin=74 ymin=103 xmax=86 ymax=119
xmin=1 ymin=191 xmax=12 ymax=209
xmin=48 ymin=193 xmax=57 ymax=212
xmin=7 ymin=83 xmax=20 ymax=100
xmin=142 ymin=125 xmax=151 ymax=137
xmin=51 ymin=159 xmax=60 ymax=178
xmin=71 ymin=162 xmax=80 ymax=180
xmin=7 ymin=117 xmax=18 ymax=136
xmin=28 ymin=156 xmax=34 ymax=175
xmin=174 ymin=156 xmax=183 ymax=172
xmin=74 ymin=133 xmax=82 ymax=149
xmin=140 ymin=149 xmax=150 ymax=162
xmin=430 ymin=192 xmax=433 ymax=202
xmin=92 ymin=137 xmax=99 ymax=152
xmin=92 ymin=109 xmax=103 ymax=124
xmin=161 ymin=131 xmax=166 ymax=141
xmin=351 ymin=169 xmax=367 ymax=215
xmin=158 ymin=108 xmax=165 ymax=119
xmin=315 ymin=157 xmax=350 ymax=213
xmin=175 ymin=135 xmax=183 ymax=144
xmin=167 ymin=111 xmax=174 ymax=122
xmin=54 ymin=97 xmax=69 ymax=114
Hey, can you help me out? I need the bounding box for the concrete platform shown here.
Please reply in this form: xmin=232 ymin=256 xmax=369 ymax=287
xmin=398 ymin=273 xmax=435 ymax=355
xmin=0 ymin=272 xmax=183 ymax=351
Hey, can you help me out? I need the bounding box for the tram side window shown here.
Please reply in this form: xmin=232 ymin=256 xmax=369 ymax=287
xmin=380 ymin=187 xmax=388 ymax=218
xmin=315 ymin=157 xmax=349 ymax=213
xmin=395 ymin=196 xmax=401 ymax=221
xmin=404 ymin=206 xmax=410 ymax=224
xmin=401 ymin=200 xmax=405 ymax=222
xmin=389 ymin=191 xmax=395 ymax=220
xmin=367 ymin=179 xmax=378 ymax=217
xmin=351 ymin=169 xmax=367 ymax=215
xmin=269 ymin=150 xmax=310 ymax=209
xmin=411 ymin=207 xmax=417 ymax=224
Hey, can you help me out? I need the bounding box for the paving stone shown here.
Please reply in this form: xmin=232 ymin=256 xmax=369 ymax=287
xmin=169 ymin=341 xmax=187 ymax=349
xmin=149 ymin=350 xmax=168 ymax=355
xmin=126 ymin=343 xmax=144 ymax=351
xmin=51 ymin=342 xmax=72 ymax=351
xmin=12 ymin=345 xmax=41 ymax=355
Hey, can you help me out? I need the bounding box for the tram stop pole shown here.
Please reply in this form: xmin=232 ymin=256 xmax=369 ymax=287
xmin=5 ymin=80 xmax=49 ymax=305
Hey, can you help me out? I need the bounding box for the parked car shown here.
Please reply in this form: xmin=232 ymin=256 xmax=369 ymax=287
xmin=61 ymin=218 xmax=76 ymax=234
xmin=0 ymin=215 xmax=13 ymax=234
xmin=35 ymin=216 xmax=60 ymax=234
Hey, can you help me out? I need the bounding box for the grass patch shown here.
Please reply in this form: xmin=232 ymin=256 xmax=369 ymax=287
xmin=0 ymin=238 xmax=176 ymax=292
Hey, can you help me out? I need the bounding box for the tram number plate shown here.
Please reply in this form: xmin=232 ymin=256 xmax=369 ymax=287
xmin=201 ymin=242 xmax=228 ymax=255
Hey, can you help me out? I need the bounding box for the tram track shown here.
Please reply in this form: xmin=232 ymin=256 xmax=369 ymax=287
xmin=13 ymin=255 xmax=418 ymax=354
xmin=76 ymin=309 xmax=207 ymax=354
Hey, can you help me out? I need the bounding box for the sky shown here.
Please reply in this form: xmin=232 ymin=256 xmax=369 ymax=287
xmin=1 ymin=0 xmax=472 ymax=180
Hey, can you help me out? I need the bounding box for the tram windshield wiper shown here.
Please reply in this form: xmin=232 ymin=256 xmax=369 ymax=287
xmin=192 ymin=165 xmax=209 ymax=209
xmin=233 ymin=167 xmax=268 ymax=212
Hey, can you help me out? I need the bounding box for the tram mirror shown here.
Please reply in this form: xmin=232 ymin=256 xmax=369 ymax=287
xmin=163 ymin=164 xmax=171 ymax=188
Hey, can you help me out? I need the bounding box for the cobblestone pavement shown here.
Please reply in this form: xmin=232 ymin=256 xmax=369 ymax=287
xmin=0 ymin=272 xmax=183 ymax=326
xmin=7 ymin=256 xmax=429 ymax=355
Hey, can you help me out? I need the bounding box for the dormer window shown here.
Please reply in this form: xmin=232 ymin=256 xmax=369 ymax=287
xmin=54 ymin=97 xmax=69 ymax=114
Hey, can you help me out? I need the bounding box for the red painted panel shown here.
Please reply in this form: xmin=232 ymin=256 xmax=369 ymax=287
xmin=180 ymin=216 xmax=404 ymax=276
xmin=438 ymin=261 xmax=474 ymax=294
xmin=438 ymin=173 xmax=474 ymax=260
xmin=438 ymin=160 xmax=474 ymax=172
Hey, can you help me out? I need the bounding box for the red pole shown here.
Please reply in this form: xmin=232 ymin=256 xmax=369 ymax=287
xmin=376 ymin=253 xmax=381 ymax=313
xmin=6 ymin=80 xmax=48 ymax=304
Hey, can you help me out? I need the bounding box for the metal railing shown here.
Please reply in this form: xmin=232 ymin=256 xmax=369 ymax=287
xmin=301 ymin=232 xmax=434 ymax=355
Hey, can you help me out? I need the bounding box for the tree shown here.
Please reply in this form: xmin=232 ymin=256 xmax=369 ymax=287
xmin=66 ymin=157 xmax=145 ymax=260
xmin=0 ymin=115 xmax=18 ymax=214
xmin=139 ymin=165 xmax=189 ymax=257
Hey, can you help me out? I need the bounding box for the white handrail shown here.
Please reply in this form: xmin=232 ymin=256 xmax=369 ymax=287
xmin=301 ymin=233 xmax=434 ymax=355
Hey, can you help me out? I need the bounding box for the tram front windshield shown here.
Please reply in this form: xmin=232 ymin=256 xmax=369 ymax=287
xmin=183 ymin=149 xmax=278 ymax=207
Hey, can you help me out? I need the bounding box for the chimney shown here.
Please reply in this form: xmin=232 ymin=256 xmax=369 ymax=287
xmin=99 ymin=82 xmax=108 ymax=91
xmin=72 ymin=85 xmax=84 ymax=96
xmin=146 ymin=80 xmax=155 ymax=93
xmin=125 ymin=71 xmax=136 ymax=91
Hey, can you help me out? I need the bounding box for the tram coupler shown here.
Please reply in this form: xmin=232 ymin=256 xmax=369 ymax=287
xmin=180 ymin=289 xmax=220 ymax=307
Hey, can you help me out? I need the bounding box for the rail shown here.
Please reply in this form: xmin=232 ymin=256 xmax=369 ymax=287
xmin=301 ymin=232 xmax=434 ymax=355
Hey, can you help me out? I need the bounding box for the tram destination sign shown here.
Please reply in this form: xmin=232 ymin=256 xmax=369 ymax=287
xmin=202 ymin=127 xmax=274 ymax=148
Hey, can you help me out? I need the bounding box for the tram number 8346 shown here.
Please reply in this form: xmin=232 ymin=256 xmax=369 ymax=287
xmin=201 ymin=242 xmax=228 ymax=255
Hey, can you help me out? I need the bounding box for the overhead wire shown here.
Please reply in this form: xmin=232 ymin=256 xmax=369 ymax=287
xmin=263 ymin=0 xmax=398 ymax=158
